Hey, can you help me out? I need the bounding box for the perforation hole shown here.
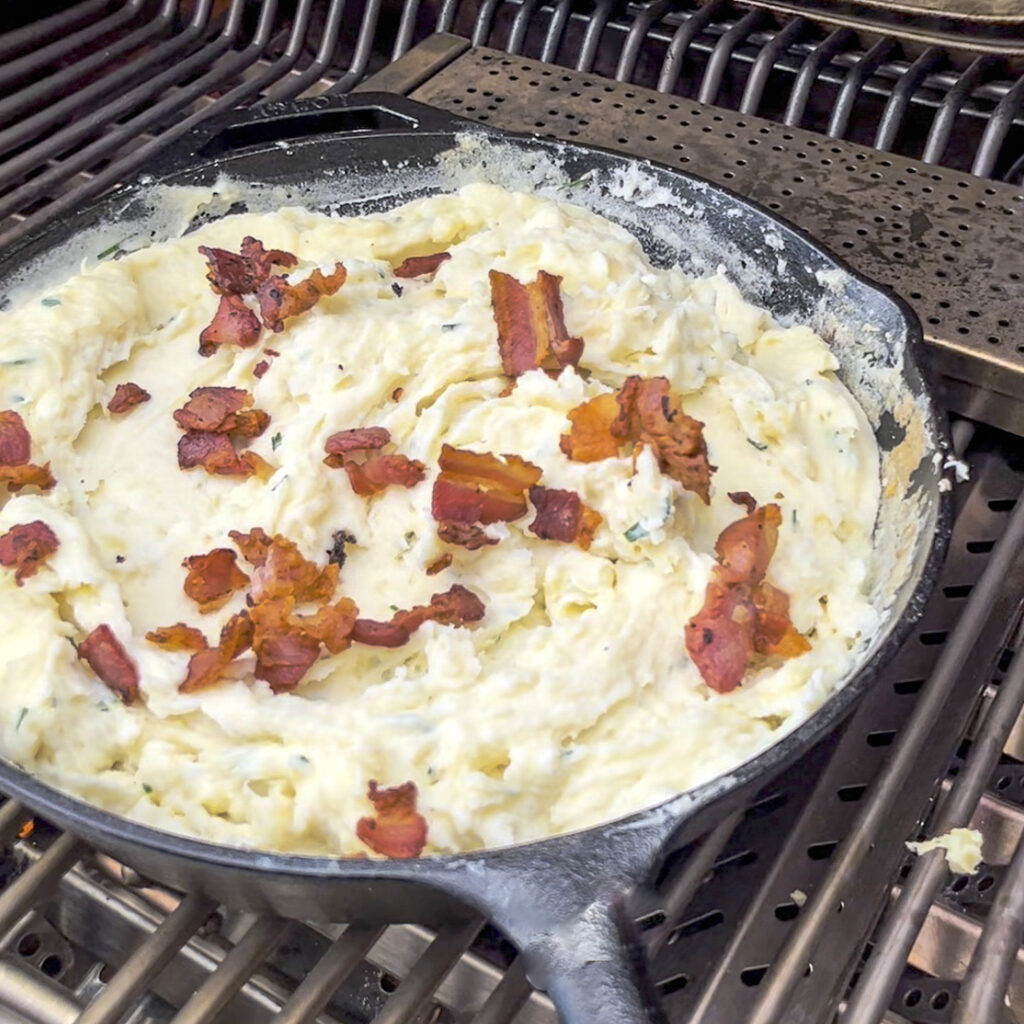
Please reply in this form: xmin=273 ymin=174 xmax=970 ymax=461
xmin=775 ymin=901 xmax=799 ymax=921
xmin=807 ymin=840 xmax=838 ymax=860
xmin=673 ymin=909 xmax=724 ymax=940
xmin=838 ymin=783 xmax=867 ymax=801
xmin=658 ymin=974 xmax=689 ymax=995
xmin=741 ymin=965 xmax=769 ymax=986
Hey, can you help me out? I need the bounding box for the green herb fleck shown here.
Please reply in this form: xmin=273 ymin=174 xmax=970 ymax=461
xmin=747 ymin=439 xmax=768 ymax=452
xmin=441 ymin=323 xmax=458 ymax=332
xmin=389 ymin=604 xmax=399 ymax=612
xmin=96 ymin=242 xmax=122 ymax=261
xmin=296 ymin=754 xmax=310 ymax=765
xmin=41 ymin=297 xmax=61 ymax=307
xmin=271 ymin=432 xmax=282 ymax=451
xmin=404 ymin=530 xmax=417 ymax=545
xmin=142 ymin=783 xmax=153 ymax=795
xmin=15 ymin=708 xmax=27 ymax=731
xmin=1 ymin=358 xmax=34 ymax=367
xmin=558 ymin=171 xmax=595 ymax=192
xmin=759 ymin=714 xmax=784 ymax=729
xmin=624 ymin=523 xmax=648 ymax=542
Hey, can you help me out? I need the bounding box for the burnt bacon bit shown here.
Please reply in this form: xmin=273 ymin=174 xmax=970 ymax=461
xmin=0 ymin=410 xmax=55 ymax=494
xmin=199 ymin=294 xmax=261 ymax=357
xmin=145 ymin=623 xmax=208 ymax=652
xmin=0 ymin=521 xmax=59 ymax=585
xmin=257 ymin=263 xmax=347 ymax=333
xmin=326 ymin=529 xmax=357 ymax=569
xmin=353 ymin=584 xmax=486 ymax=649
xmin=180 ymin=612 xmax=254 ymax=693
xmin=684 ymin=502 xmax=809 ymax=694
xmin=351 ymin=618 xmax=410 ymax=648
xmin=107 ymin=382 xmax=151 ymax=415
xmin=527 ymin=485 xmax=602 ymax=550
xmin=356 ymin=780 xmax=428 ymax=859
xmin=489 ymin=270 xmax=583 ymax=378
xmin=198 ymin=237 xmax=297 ymax=297
xmin=432 ymin=444 xmax=543 ymax=526
xmin=728 ymin=491 xmax=758 ymax=515
xmin=393 ymin=252 xmax=450 ymax=279
xmin=78 ymin=624 xmax=139 ymax=704
xmin=560 ymin=377 xmax=713 ymax=504
xmin=182 ymin=548 xmax=249 ymax=613
xmin=436 ymin=521 xmax=498 ymax=550
xmin=425 ymin=553 xmax=452 ymax=576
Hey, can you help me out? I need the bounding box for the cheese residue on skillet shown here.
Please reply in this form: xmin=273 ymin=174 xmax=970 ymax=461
xmin=0 ymin=184 xmax=880 ymax=856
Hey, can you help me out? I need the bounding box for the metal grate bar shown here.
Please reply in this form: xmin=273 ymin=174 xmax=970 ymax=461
xmin=373 ymin=918 xmax=483 ymax=1024
xmin=472 ymin=957 xmax=534 ymax=1024
xmin=783 ymin=26 xmax=853 ymax=126
xmin=322 ymin=0 xmax=386 ymax=96
xmin=737 ymin=15 xmax=806 ymax=114
xmin=656 ymin=0 xmax=729 ymax=95
xmin=827 ymin=36 xmax=897 ymax=139
xmin=266 ymin=0 xmax=348 ymax=101
xmin=842 ymin=636 xmax=1024 ymax=1024
xmin=169 ymin=916 xmax=289 ymax=1024
xmin=539 ymin=0 xmax=573 ymax=64
xmin=616 ymin=0 xmax=674 ymax=83
xmin=874 ymin=46 xmax=944 ymax=151
xmin=0 ymin=0 xmax=113 ymax=62
xmin=0 ymin=834 xmax=81 ymax=940
xmin=974 ymin=73 xmax=1024 ymax=178
xmin=276 ymin=924 xmax=386 ymax=1024
xmin=506 ymin=0 xmax=540 ymax=55
xmin=576 ymin=0 xmax=615 ymax=73
xmin=697 ymin=7 xmax=766 ymax=106
xmin=393 ymin=0 xmax=422 ymax=61
xmin=921 ymin=55 xmax=995 ymax=165
xmin=471 ymin=0 xmax=504 ymax=48
xmin=75 ymin=892 xmax=215 ymax=1024
xmin=0 ymin=801 xmax=28 ymax=848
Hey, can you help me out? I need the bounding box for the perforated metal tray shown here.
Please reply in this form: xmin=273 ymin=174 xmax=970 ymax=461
xmin=408 ymin=46 xmax=1024 ymax=434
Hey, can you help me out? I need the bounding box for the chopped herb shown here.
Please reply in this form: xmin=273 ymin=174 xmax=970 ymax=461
xmin=759 ymin=714 xmax=784 ymax=729
xmin=115 ymin=555 xmax=125 ymax=564
xmin=96 ymin=701 xmax=111 ymax=711
xmin=142 ymin=783 xmax=153 ymax=794
xmin=426 ymin=765 xmax=436 ymax=778
xmin=404 ymin=530 xmax=417 ymax=545
xmin=747 ymin=439 xmax=768 ymax=451
xmin=792 ymin=509 xmax=798 ymax=526
xmin=327 ymin=529 xmax=356 ymax=569
xmin=391 ymin=282 xmax=403 ymax=297
xmin=41 ymin=297 xmax=61 ymax=307
xmin=337 ymin=364 xmax=345 ymax=372
xmin=270 ymin=474 xmax=289 ymax=492
xmin=624 ymin=522 xmax=648 ymax=542
xmin=271 ymin=432 xmax=282 ymax=451
xmin=296 ymin=754 xmax=310 ymax=765
xmin=15 ymin=708 xmax=27 ymax=731
xmin=558 ymin=170 xmax=595 ymax=192
xmin=1 ymin=358 xmax=35 ymax=367
xmin=96 ymin=242 xmax=123 ymax=261
xmin=441 ymin=323 xmax=458 ymax=332
xmin=389 ymin=604 xmax=399 ymax=612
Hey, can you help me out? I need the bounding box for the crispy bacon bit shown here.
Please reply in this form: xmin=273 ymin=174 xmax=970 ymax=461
xmin=182 ymin=548 xmax=249 ymax=613
xmin=229 ymin=528 xmax=338 ymax=604
xmin=180 ymin=611 xmax=254 ymax=693
xmin=257 ymin=263 xmax=347 ymax=333
xmin=559 ymin=393 xmax=619 ymax=462
xmin=425 ymin=553 xmax=452 ymax=576
xmin=107 ymin=382 xmax=151 ymax=415
xmin=393 ymin=252 xmax=450 ymax=279
xmin=343 ymin=455 xmax=426 ymax=497
xmin=489 ymin=270 xmax=583 ymax=377
xmin=614 ymin=376 xmax=712 ymax=503
xmin=392 ymin=584 xmax=485 ymax=634
xmin=728 ymin=491 xmax=758 ymax=515
xmin=173 ymin=387 xmax=269 ymax=439
xmin=391 ymin=387 xmax=404 ymax=402
xmin=0 ymin=410 xmax=55 ymax=493
xmin=199 ymin=237 xmax=297 ymax=296
xmin=436 ymin=521 xmax=498 ymax=550
xmin=199 ymin=294 xmax=261 ymax=357
xmin=0 ymin=521 xmax=59 ymax=585
xmin=253 ymin=360 xmax=270 ymax=378
xmin=432 ymin=445 xmax=542 ymax=525
xmin=527 ymin=486 xmax=602 ymax=550
xmin=351 ymin=618 xmax=410 ymax=648
xmin=327 ymin=529 xmax=356 ymax=569
xmin=299 ymin=598 xmax=358 ymax=654
xmin=252 ymin=623 xmax=321 ymax=692
xmin=324 ymin=427 xmax=391 ymax=458
xmin=356 ymin=780 xmax=428 ymax=859
xmin=145 ymin=623 xmax=208 ymax=652
xmin=78 ymin=624 xmax=139 ymax=704
xmin=685 ymin=502 xmax=808 ymax=693
xmin=177 ymin=432 xmax=269 ymax=478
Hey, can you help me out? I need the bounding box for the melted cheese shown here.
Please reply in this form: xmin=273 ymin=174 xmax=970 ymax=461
xmin=0 ymin=184 xmax=880 ymax=855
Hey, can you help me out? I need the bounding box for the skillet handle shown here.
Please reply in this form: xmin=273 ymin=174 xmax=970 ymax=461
xmin=161 ymin=93 xmax=475 ymax=172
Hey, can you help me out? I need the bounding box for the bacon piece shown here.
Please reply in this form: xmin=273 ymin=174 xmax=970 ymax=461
xmin=182 ymin=548 xmax=249 ymax=613
xmin=393 ymin=252 xmax=450 ymax=279
xmin=199 ymin=294 xmax=261 ymax=357
xmin=78 ymin=624 xmax=139 ymax=704
xmin=685 ymin=502 xmax=806 ymax=693
xmin=145 ymin=623 xmax=208 ymax=652
xmin=257 ymin=263 xmax=347 ymax=333
xmin=0 ymin=410 xmax=55 ymax=493
xmin=342 ymin=455 xmax=426 ymax=497
xmin=299 ymin=598 xmax=358 ymax=654
xmin=351 ymin=618 xmax=410 ymax=648
xmin=436 ymin=521 xmax=498 ymax=550
xmin=198 ymin=237 xmax=297 ymax=296
xmin=0 ymin=410 xmax=31 ymax=466
xmin=107 ymin=382 xmax=151 ymax=415
xmin=489 ymin=270 xmax=583 ymax=377
xmin=613 ymin=376 xmax=712 ymax=504
xmin=180 ymin=611 xmax=254 ymax=693
xmin=425 ymin=553 xmax=452 ymax=576
xmin=247 ymin=598 xmax=321 ymax=693
xmin=356 ymin=780 xmax=428 ymax=859
xmin=392 ymin=584 xmax=485 ymax=634
xmin=0 ymin=521 xmax=59 ymax=585
xmin=229 ymin=528 xmax=338 ymax=604
xmin=177 ymin=432 xmax=269 ymax=478
xmin=527 ymin=486 xmax=602 ymax=550
xmin=324 ymin=427 xmax=390 ymax=458
xmin=431 ymin=445 xmax=542 ymax=526
xmin=173 ymin=387 xmax=269 ymax=439
xmin=253 ymin=360 xmax=270 ymax=379
xmin=728 ymin=491 xmax=757 ymax=515
xmin=559 ymin=393 xmax=619 ymax=462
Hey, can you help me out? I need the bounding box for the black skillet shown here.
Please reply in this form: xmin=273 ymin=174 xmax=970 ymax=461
xmin=0 ymin=93 xmax=951 ymax=1022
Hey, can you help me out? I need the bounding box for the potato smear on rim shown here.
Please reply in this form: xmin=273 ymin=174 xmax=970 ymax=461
xmin=0 ymin=183 xmax=879 ymax=857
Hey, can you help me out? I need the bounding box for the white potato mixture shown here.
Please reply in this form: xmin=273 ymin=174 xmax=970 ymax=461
xmin=0 ymin=183 xmax=880 ymax=856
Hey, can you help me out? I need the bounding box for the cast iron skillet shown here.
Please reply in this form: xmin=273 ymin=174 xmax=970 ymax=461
xmin=0 ymin=94 xmax=951 ymax=1022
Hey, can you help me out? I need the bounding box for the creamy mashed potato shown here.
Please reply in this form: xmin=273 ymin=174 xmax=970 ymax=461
xmin=0 ymin=184 xmax=880 ymax=855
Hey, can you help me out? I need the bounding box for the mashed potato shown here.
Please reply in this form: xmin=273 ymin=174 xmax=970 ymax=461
xmin=0 ymin=184 xmax=880 ymax=855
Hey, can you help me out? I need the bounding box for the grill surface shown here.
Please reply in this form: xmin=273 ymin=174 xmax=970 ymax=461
xmin=1 ymin=4 xmax=1024 ymax=1024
